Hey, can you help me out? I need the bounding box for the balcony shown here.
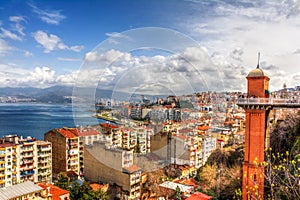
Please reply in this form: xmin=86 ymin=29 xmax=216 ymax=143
xmin=22 ymin=153 xmax=34 ymax=158
xmin=38 ymin=164 xmax=51 ymax=169
xmin=38 ymin=170 xmax=51 ymax=176
xmin=69 ymin=150 xmax=78 ymax=155
xmin=236 ymin=98 xmax=300 ymax=108
xmin=39 ymin=146 xmax=51 ymax=151
xmin=22 ymin=159 xmax=34 ymax=164
xmin=68 ymin=161 xmax=79 ymax=166
xmin=38 ymin=153 xmax=50 ymax=158
xmin=21 ymin=165 xmax=34 ymax=171
xmin=38 ymin=158 xmax=50 ymax=163
xmin=21 ymin=147 xmax=33 ymax=152
xmin=68 ymin=155 xmax=78 ymax=160
xmin=20 ymin=170 xmax=34 ymax=176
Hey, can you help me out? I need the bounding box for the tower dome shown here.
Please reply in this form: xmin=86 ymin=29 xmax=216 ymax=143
xmin=247 ymin=67 xmax=268 ymax=77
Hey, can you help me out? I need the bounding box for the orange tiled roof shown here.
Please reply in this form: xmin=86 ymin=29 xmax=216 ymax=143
xmin=56 ymin=128 xmax=79 ymax=138
xmin=38 ymin=183 xmax=69 ymax=200
xmin=100 ymin=123 xmax=119 ymax=129
xmin=78 ymin=128 xmax=99 ymax=137
xmin=123 ymin=164 xmax=141 ymax=173
xmin=185 ymin=192 xmax=212 ymax=200
xmin=198 ymin=125 xmax=210 ymax=131
xmin=174 ymin=178 xmax=199 ymax=188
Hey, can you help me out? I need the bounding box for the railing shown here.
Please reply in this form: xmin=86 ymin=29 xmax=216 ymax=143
xmin=236 ymin=98 xmax=300 ymax=105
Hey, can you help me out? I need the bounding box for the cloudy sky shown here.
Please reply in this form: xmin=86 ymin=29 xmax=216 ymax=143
xmin=1 ymin=0 xmax=300 ymax=95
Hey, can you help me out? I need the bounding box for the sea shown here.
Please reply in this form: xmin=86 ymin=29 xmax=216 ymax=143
xmin=0 ymin=103 xmax=105 ymax=140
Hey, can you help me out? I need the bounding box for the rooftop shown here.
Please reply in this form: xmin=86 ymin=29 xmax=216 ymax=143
xmin=123 ymin=164 xmax=141 ymax=173
xmin=159 ymin=181 xmax=193 ymax=193
xmin=186 ymin=192 xmax=212 ymax=200
xmin=38 ymin=183 xmax=69 ymax=200
xmin=78 ymin=128 xmax=99 ymax=137
xmin=100 ymin=123 xmax=119 ymax=129
xmin=0 ymin=181 xmax=43 ymax=199
xmin=247 ymin=66 xmax=268 ymax=78
xmin=56 ymin=127 xmax=79 ymax=138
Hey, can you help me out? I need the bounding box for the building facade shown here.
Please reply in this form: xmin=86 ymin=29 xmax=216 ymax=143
xmin=44 ymin=128 xmax=84 ymax=178
xmin=0 ymin=135 xmax=52 ymax=188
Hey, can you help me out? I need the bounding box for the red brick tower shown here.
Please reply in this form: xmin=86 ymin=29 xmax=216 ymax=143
xmin=242 ymin=62 xmax=270 ymax=199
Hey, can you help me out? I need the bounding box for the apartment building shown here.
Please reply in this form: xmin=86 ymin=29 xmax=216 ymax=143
xmin=84 ymin=142 xmax=141 ymax=200
xmin=44 ymin=128 xmax=84 ymax=178
xmin=0 ymin=135 xmax=52 ymax=188
xmin=0 ymin=143 xmax=18 ymax=188
xmin=98 ymin=123 xmax=121 ymax=147
xmin=200 ymin=136 xmax=216 ymax=164
xmin=78 ymin=127 xmax=101 ymax=145
xmin=35 ymin=141 xmax=52 ymax=183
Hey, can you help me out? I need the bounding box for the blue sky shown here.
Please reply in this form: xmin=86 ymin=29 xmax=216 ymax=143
xmin=1 ymin=0 xmax=300 ymax=94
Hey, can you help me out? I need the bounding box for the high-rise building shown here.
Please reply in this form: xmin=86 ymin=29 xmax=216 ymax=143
xmin=44 ymin=128 xmax=84 ymax=178
xmin=0 ymin=135 xmax=52 ymax=188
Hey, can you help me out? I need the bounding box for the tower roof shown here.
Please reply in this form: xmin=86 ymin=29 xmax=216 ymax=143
xmin=247 ymin=67 xmax=268 ymax=77
xmin=247 ymin=52 xmax=269 ymax=78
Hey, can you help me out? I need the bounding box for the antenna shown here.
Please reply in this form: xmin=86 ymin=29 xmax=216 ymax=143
xmin=257 ymin=52 xmax=260 ymax=68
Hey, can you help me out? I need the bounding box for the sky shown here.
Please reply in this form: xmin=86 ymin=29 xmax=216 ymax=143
xmin=1 ymin=0 xmax=300 ymax=96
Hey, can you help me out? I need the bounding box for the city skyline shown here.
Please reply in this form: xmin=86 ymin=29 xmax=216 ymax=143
xmin=1 ymin=0 xmax=300 ymax=94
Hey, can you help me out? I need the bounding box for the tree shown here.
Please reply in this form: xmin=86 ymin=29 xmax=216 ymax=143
xmin=243 ymin=113 xmax=300 ymax=199
xmin=55 ymin=175 xmax=109 ymax=200
xmin=55 ymin=173 xmax=70 ymax=190
xmin=134 ymin=136 xmax=141 ymax=153
xmin=175 ymin=186 xmax=182 ymax=200
xmin=69 ymin=181 xmax=81 ymax=200
xmin=95 ymin=189 xmax=109 ymax=200
xmin=261 ymin=149 xmax=300 ymax=200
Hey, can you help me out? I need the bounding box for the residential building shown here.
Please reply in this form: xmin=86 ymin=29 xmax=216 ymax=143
xmin=0 ymin=143 xmax=18 ymax=188
xmin=35 ymin=141 xmax=52 ymax=183
xmin=98 ymin=123 xmax=121 ymax=147
xmin=77 ymin=127 xmax=101 ymax=145
xmin=44 ymin=128 xmax=83 ymax=178
xmin=84 ymin=142 xmax=141 ymax=200
xmin=0 ymin=135 xmax=52 ymax=188
xmin=200 ymin=136 xmax=216 ymax=164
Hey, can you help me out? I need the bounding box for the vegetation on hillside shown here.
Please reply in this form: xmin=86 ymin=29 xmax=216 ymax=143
xmin=196 ymin=111 xmax=300 ymax=199
xmin=195 ymin=145 xmax=244 ymax=199
xmin=55 ymin=173 xmax=109 ymax=200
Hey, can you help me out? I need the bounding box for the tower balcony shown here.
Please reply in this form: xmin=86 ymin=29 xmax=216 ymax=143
xmin=236 ymin=98 xmax=300 ymax=109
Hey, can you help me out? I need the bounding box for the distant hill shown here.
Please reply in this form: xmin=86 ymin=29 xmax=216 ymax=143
xmin=0 ymin=86 xmax=170 ymax=103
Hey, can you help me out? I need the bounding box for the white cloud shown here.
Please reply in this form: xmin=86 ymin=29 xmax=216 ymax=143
xmin=182 ymin=0 xmax=300 ymax=91
xmin=24 ymin=51 xmax=33 ymax=57
xmin=9 ymin=16 xmax=26 ymax=36
xmin=85 ymin=49 xmax=130 ymax=63
xmin=0 ymin=64 xmax=77 ymax=88
xmin=29 ymin=3 xmax=65 ymax=25
xmin=57 ymin=57 xmax=81 ymax=61
xmin=0 ymin=28 xmax=22 ymax=41
xmin=29 ymin=66 xmax=56 ymax=85
xmin=79 ymin=47 xmax=220 ymax=95
xmin=106 ymin=32 xmax=132 ymax=44
xmin=0 ymin=39 xmax=14 ymax=56
xmin=32 ymin=30 xmax=84 ymax=53
xmin=56 ymin=70 xmax=79 ymax=86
